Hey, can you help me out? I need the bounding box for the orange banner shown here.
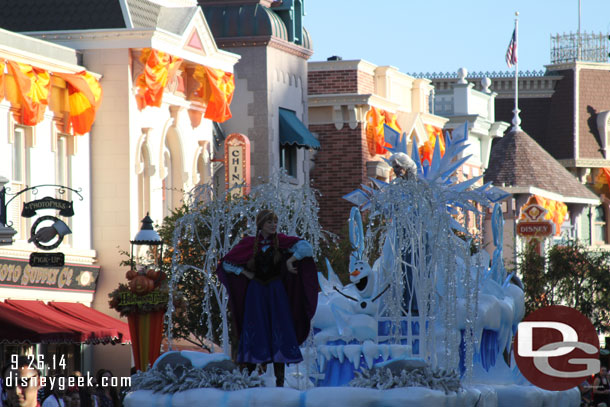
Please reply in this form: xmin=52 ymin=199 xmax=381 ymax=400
xmin=56 ymin=71 xmax=103 ymax=135
xmin=594 ymin=168 xmax=610 ymax=190
xmin=419 ymin=124 xmax=445 ymax=166
xmin=190 ymin=65 xmax=235 ymax=124
xmin=135 ymin=49 xmax=183 ymax=110
xmin=365 ymin=107 xmax=401 ymax=156
xmin=6 ymin=61 xmax=51 ymax=126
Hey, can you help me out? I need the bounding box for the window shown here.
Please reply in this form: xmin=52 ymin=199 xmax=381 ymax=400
xmin=55 ymin=135 xmax=70 ymax=187
xmin=12 ymin=128 xmax=26 ymax=184
xmin=280 ymin=144 xmax=297 ymax=177
xmin=593 ymin=205 xmax=608 ymax=245
xmin=54 ymin=132 xmax=74 ymax=246
xmin=10 ymin=126 xmax=33 ymax=240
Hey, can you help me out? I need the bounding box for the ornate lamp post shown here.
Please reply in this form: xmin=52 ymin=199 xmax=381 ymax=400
xmin=111 ymin=213 xmax=167 ymax=372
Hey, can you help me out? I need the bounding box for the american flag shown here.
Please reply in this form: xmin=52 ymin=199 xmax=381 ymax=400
xmin=505 ymin=29 xmax=517 ymax=68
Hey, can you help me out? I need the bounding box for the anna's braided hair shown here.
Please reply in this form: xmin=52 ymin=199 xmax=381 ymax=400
xmin=246 ymin=210 xmax=282 ymax=270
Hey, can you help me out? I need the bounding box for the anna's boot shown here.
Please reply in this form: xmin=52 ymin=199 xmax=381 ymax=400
xmin=273 ymin=363 xmax=285 ymax=387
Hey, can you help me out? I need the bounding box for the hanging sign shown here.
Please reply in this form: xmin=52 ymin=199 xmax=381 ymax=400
xmin=21 ymin=196 xmax=74 ymax=217
xmin=224 ymin=133 xmax=251 ymax=198
xmin=516 ymin=199 xmax=555 ymax=255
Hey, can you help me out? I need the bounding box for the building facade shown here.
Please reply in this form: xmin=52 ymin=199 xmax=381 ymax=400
xmin=0 ymin=27 xmax=123 ymax=375
xmin=0 ymin=0 xmax=239 ymax=375
xmin=202 ymin=0 xmax=319 ymax=187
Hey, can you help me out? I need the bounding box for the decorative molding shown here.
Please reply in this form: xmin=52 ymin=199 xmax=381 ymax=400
xmin=499 ymin=185 xmax=600 ymax=205
xmin=191 ymin=140 xmax=210 ymax=185
xmin=29 ymin=28 xmax=239 ymax=73
xmin=169 ymin=105 xmax=183 ymax=127
xmin=347 ymin=104 xmax=358 ymax=130
xmin=158 ymin=118 xmax=175 ymax=181
xmin=308 ymin=93 xmax=372 ymax=108
xmin=178 ymin=9 xmax=218 ymax=57
xmin=308 ymin=59 xmax=378 ymax=75
xmin=215 ymin=35 xmax=312 ymax=60
xmin=51 ymin=126 xmax=76 ymax=156
xmin=558 ymin=158 xmax=610 ymax=168
xmin=332 ymin=106 xmax=343 ymax=130
xmin=0 ymin=40 xmax=92 ymax=76
xmin=118 ymin=0 xmax=133 ymax=29
xmin=135 ymin=128 xmax=151 ymax=175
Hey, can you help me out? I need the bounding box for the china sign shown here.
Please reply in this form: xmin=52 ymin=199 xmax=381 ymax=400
xmin=224 ymin=133 xmax=251 ymax=198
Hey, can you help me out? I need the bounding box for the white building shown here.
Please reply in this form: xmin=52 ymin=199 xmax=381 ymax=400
xmin=1 ymin=0 xmax=239 ymax=375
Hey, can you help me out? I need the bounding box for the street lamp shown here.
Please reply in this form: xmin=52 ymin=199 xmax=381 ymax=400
xmin=120 ymin=213 xmax=167 ymax=371
xmin=130 ymin=213 xmax=162 ymax=267
xmin=127 ymin=213 xmax=163 ymax=295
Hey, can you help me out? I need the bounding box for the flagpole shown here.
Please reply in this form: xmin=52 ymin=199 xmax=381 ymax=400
xmin=512 ymin=11 xmax=521 ymax=132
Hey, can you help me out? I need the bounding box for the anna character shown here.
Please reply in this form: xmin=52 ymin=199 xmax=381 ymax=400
xmin=216 ymin=210 xmax=318 ymax=387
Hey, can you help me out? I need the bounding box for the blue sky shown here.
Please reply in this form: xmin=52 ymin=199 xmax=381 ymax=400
xmin=304 ymin=0 xmax=610 ymax=75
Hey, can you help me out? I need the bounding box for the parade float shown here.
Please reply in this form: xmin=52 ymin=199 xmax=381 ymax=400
xmin=124 ymin=123 xmax=580 ymax=407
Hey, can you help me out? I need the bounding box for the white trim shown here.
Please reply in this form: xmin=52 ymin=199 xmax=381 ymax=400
xmin=308 ymin=59 xmax=378 ymax=75
xmin=178 ymin=9 xmax=218 ymax=56
xmin=119 ymin=0 xmax=134 ymax=29
xmin=500 ymin=186 xmax=599 ymax=205
xmin=26 ymin=28 xmax=240 ymax=73
xmin=308 ymin=93 xmax=372 ymax=107
xmin=0 ymin=45 xmax=98 ymax=77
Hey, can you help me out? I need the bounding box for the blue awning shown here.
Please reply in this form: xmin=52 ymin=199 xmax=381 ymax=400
xmin=279 ymin=108 xmax=320 ymax=150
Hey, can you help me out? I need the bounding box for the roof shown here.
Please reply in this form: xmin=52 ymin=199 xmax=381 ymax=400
xmin=0 ymin=0 xmax=198 ymax=34
xmin=202 ymin=2 xmax=312 ymax=51
xmin=127 ymin=0 xmax=161 ymax=28
xmin=203 ymin=3 xmax=285 ymax=38
xmin=485 ymin=130 xmax=599 ymax=203
xmin=156 ymin=6 xmax=198 ymax=34
xmin=0 ymin=28 xmax=79 ymax=66
xmin=0 ymin=0 xmax=126 ymax=31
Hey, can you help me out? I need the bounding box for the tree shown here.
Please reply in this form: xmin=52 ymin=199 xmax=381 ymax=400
xmin=157 ymin=178 xmax=329 ymax=353
xmin=520 ymin=240 xmax=610 ymax=332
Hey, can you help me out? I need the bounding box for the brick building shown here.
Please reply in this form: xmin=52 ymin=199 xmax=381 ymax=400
xmin=308 ymin=59 xmax=447 ymax=234
xmin=427 ymin=50 xmax=610 ymax=249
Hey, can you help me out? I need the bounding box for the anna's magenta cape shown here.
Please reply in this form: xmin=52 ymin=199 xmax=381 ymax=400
xmin=215 ymin=233 xmax=319 ymax=345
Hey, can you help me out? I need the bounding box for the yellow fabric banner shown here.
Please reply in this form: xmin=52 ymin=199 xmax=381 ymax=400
xmin=190 ymin=65 xmax=235 ymax=125
xmin=6 ymin=61 xmax=51 ymax=126
xmin=135 ymin=49 xmax=183 ymax=110
xmin=55 ymin=71 xmax=103 ymax=135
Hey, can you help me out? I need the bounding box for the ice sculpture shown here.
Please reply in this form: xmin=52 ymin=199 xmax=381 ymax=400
xmin=312 ymin=122 xmax=525 ymax=385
